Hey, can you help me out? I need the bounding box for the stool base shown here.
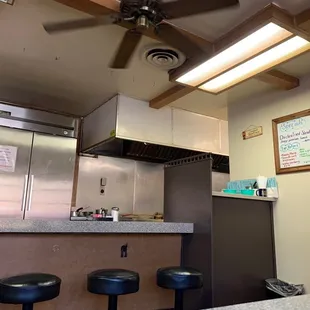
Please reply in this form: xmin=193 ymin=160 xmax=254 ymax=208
xmin=22 ymin=304 xmax=33 ymax=310
xmin=174 ymin=290 xmax=183 ymax=310
xmin=108 ymin=295 xmax=118 ymax=310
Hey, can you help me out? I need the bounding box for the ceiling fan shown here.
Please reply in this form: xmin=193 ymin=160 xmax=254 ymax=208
xmin=43 ymin=0 xmax=240 ymax=69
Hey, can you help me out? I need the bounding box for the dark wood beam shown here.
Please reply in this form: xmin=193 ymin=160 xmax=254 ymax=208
xmin=149 ymin=85 xmax=195 ymax=109
xmin=256 ymin=69 xmax=300 ymax=90
xmin=149 ymin=69 xmax=299 ymax=109
xmin=214 ymin=3 xmax=296 ymax=52
xmin=169 ymin=4 xmax=298 ymax=82
xmin=54 ymin=0 xmax=303 ymax=109
xmin=296 ymin=9 xmax=310 ymax=33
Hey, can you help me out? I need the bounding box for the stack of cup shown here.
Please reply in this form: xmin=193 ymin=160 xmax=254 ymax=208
xmin=256 ymin=176 xmax=267 ymax=197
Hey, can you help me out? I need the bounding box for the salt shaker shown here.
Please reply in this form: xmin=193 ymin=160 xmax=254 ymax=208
xmin=111 ymin=207 xmax=119 ymax=222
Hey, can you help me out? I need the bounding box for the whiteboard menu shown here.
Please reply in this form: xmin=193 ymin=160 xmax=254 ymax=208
xmin=273 ymin=109 xmax=310 ymax=174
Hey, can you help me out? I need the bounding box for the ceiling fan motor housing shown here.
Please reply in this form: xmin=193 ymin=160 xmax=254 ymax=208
xmin=120 ymin=0 xmax=166 ymax=25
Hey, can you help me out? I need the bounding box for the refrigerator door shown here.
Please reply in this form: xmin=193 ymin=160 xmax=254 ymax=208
xmin=24 ymin=133 xmax=77 ymax=219
xmin=0 ymin=127 xmax=33 ymax=218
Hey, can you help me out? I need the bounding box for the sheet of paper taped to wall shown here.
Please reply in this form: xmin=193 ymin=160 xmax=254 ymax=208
xmin=0 ymin=145 xmax=18 ymax=173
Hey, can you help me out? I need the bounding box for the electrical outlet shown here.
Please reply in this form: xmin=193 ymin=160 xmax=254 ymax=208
xmin=100 ymin=187 xmax=105 ymax=195
xmin=121 ymin=244 xmax=128 ymax=258
xmin=100 ymin=177 xmax=107 ymax=195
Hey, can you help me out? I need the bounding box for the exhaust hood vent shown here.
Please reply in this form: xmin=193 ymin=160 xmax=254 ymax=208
xmin=85 ymin=139 xmax=229 ymax=173
xmin=82 ymin=95 xmax=229 ymax=173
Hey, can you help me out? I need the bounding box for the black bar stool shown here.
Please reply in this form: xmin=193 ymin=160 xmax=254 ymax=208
xmin=0 ymin=273 xmax=61 ymax=310
xmin=87 ymin=269 xmax=139 ymax=310
xmin=157 ymin=266 xmax=203 ymax=310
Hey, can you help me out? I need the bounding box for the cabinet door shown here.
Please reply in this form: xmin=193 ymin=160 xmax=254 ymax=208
xmin=0 ymin=127 xmax=33 ymax=218
xmin=117 ymin=96 xmax=173 ymax=145
xmin=220 ymin=120 xmax=229 ymax=155
xmin=173 ymin=109 xmax=221 ymax=153
xmin=24 ymin=133 xmax=77 ymax=219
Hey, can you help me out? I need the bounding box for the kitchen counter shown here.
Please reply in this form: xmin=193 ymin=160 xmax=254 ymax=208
xmin=213 ymin=191 xmax=277 ymax=202
xmin=205 ymin=295 xmax=310 ymax=309
xmin=0 ymin=219 xmax=193 ymax=234
xmin=0 ymin=223 xmax=183 ymax=309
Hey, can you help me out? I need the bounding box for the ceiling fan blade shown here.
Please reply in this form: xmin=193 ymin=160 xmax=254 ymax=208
xmin=161 ymin=0 xmax=239 ymax=19
xmin=43 ymin=16 xmax=116 ymax=34
xmin=156 ymin=23 xmax=203 ymax=59
xmin=110 ymin=30 xmax=143 ymax=69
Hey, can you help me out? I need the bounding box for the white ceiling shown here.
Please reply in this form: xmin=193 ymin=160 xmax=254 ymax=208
xmin=0 ymin=0 xmax=309 ymax=120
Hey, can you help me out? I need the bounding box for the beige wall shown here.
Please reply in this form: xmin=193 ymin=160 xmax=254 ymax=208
xmin=228 ymin=75 xmax=310 ymax=290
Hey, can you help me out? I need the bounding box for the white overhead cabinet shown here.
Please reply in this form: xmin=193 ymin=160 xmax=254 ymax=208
xmin=117 ymin=95 xmax=173 ymax=146
xmin=172 ymin=109 xmax=221 ymax=154
xmin=82 ymin=94 xmax=229 ymax=156
xmin=220 ymin=120 xmax=229 ymax=155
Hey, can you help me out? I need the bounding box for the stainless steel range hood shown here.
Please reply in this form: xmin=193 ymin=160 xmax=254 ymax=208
xmin=81 ymin=95 xmax=229 ymax=172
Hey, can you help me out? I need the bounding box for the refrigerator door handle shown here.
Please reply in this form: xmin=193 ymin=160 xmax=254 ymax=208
xmin=26 ymin=175 xmax=34 ymax=211
xmin=21 ymin=175 xmax=29 ymax=211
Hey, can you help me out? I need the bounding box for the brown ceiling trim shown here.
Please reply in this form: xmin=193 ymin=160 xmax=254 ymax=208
xmin=149 ymin=68 xmax=300 ymax=109
xmin=296 ymin=9 xmax=310 ymax=33
xmin=54 ymin=0 xmax=305 ymax=109
xmin=172 ymin=34 xmax=295 ymax=90
xmin=256 ymin=69 xmax=300 ymax=90
xmin=149 ymin=85 xmax=195 ymax=109
xmin=213 ymin=4 xmax=296 ymax=52
xmin=169 ymin=4 xmax=308 ymax=82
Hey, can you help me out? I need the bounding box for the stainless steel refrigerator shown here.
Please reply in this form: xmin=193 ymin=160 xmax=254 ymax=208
xmin=0 ymin=103 xmax=78 ymax=219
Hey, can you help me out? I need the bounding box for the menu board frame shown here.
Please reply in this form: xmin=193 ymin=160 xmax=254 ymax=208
xmin=272 ymin=109 xmax=310 ymax=174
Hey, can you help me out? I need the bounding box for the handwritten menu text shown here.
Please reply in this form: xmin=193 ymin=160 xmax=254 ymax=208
xmin=277 ymin=115 xmax=310 ymax=169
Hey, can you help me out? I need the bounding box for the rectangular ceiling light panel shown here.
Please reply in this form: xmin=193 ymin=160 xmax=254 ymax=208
xmin=199 ymin=36 xmax=310 ymax=93
xmin=176 ymin=23 xmax=292 ymax=87
xmin=0 ymin=0 xmax=14 ymax=4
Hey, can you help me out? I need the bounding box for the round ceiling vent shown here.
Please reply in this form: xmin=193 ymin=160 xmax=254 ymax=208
xmin=141 ymin=45 xmax=186 ymax=71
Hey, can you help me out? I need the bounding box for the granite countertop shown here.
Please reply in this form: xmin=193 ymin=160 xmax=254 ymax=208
xmin=0 ymin=219 xmax=193 ymax=234
xmin=212 ymin=191 xmax=277 ymax=202
xmin=205 ymin=295 xmax=310 ymax=310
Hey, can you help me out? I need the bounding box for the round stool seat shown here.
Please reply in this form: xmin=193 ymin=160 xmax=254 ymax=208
xmin=157 ymin=266 xmax=203 ymax=290
xmin=0 ymin=273 xmax=61 ymax=305
xmin=88 ymin=269 xmax=139 ymax=296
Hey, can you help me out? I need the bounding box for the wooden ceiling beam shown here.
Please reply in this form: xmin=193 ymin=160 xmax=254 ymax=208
xmin=169 ymin=4 xmax=303 ymax=82
xmin=296 ymin=9 xmax=310 ymax=33
xmin=149 ymin=69 xmax=299 ymax=109
xmin=54 ymin=0 xmax=303 ymax=109
xmin=149 ymin=85 xmax=194 ymax=109
xmin=256 ymin=69 xmax=300 ymax=90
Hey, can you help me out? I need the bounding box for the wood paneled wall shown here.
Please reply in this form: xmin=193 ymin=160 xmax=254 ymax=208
xmin=0 ymin=234 xmax=181 ymax=310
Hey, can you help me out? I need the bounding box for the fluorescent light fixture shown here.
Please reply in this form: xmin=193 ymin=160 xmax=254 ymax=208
xmin=0 ymin=0 xmax=14 ymax=4
xmin=199 ymin=36 xmax=310 ymax=93
xmin=176 ymin=23 xmax=292 ymax=87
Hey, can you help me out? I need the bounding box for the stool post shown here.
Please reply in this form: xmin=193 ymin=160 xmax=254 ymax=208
xmin=108 ymin=295 xmax=118 ymax=310
xmin=174 ymin=290 xmax=183 ymax=310
xmin=22 ymin=304 xmax=34 ymax=310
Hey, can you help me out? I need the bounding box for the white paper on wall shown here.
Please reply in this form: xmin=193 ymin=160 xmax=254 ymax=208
xmin=0 ymin=145 xmax=18 ymax=173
